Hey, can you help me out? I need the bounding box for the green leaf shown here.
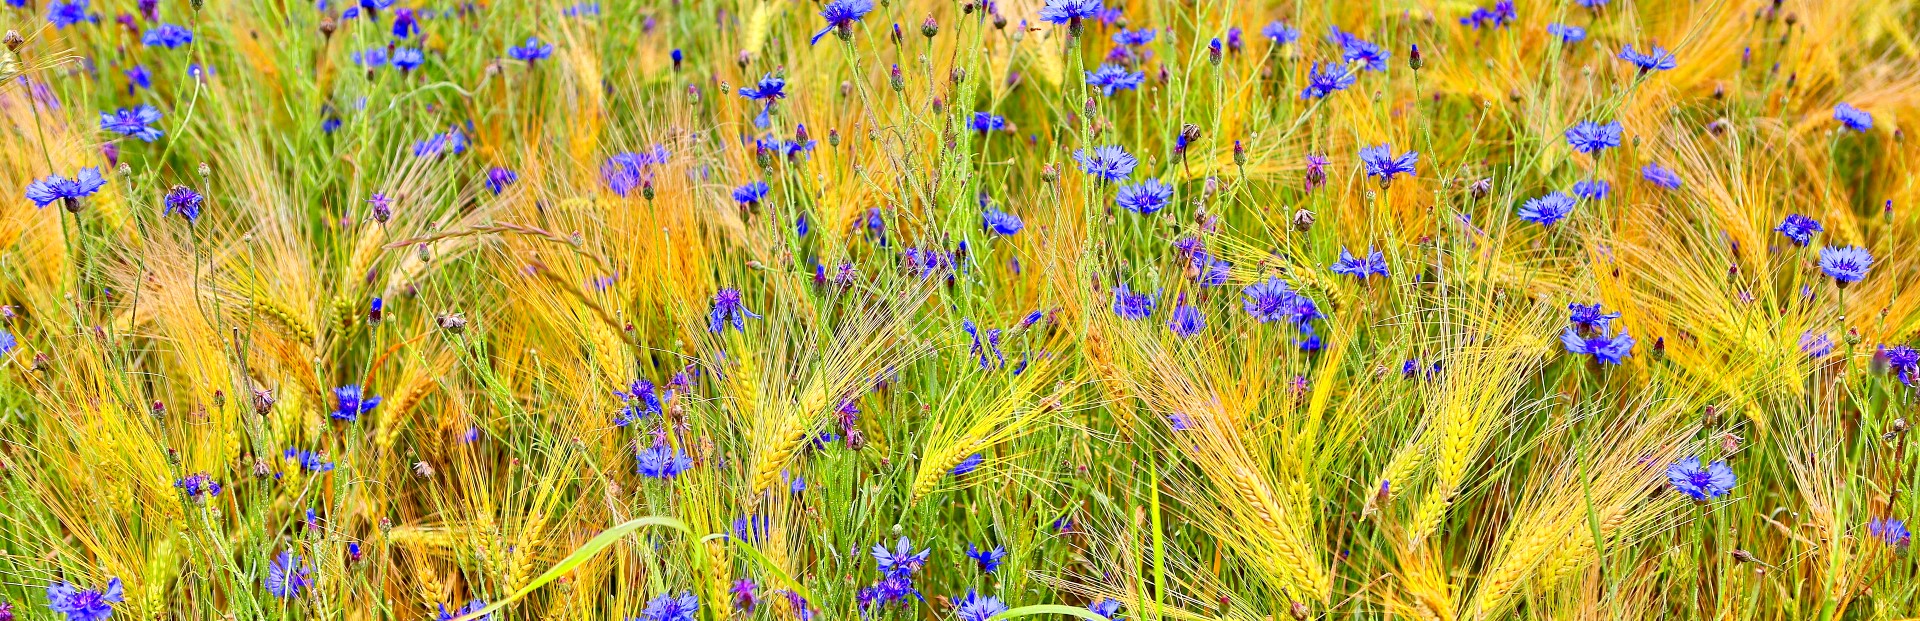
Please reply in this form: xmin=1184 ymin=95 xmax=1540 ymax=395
xmin=451 ymin=516 xmax=694 ymax=621
xmin=989 ymin=604 xmax=1111 ymax=621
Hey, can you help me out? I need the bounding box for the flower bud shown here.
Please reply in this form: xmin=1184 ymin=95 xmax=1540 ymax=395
xmin=1409 ymin=44 xmax=1423 ymax=70
xmin=921 ymin=14 xmax=938 ymax=38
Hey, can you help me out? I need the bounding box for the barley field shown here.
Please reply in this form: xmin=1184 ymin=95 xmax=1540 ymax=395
xmin=0 ymin=0 xmax=1913 ymax=619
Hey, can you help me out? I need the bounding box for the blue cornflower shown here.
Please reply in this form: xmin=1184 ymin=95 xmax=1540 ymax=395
xmin=1776 ymin=214 xmax=1822 ymax=246
xmin=48 ymin=0 xmax=96 ymax=28
xmin=1518 ymin=192 xmax=1576 ymax=226
xmin=1665 ymin=457 xmax=1735 ymax=500
xmin=1115 ymin=179 xmax=1173 ymax=213
xmin=614 ymin=378 xmax=664 ymax=425
xmin=982 ymin=209 xmax=1023 ymax=236
xmin=971 ymin=112 xmax=1008 ymax=133
xmin=1167 ymin=293 xmax=1204 ymax=337
xmin=174 ymin=473 xmax=221 ymax=499
xmin=46 ymin=578 xmax=122 ymax=621
xmin=965 ymin=544 xmax=1007 ymax=574
xmin=1571 ymin=179 xmax=1610 ymax=200
xmin=963 ymin=319 xmax=1005 ymax=370
xmin=1641 ymin=163 xmax=1682 ymax=189
xmin=1883 ymin=345 xmax=1918 ymax=385
xmin=1561 ymin=324 xmax=1635 ymax=364
xmin=739 ymin=74 xmax=787 ymax=100
xmin=1038 ymin=0 xmax=1104 ymax=26
xmin=1112 ymin=28 xmax=1155 ymax=46
xmin=1090 ymin=599 xmax=1122 ymax=620
xmin=125 ymin=65 xmax=152 ymax=93
xmin=265 ymin=551 xmax=312 ymax=598
xmin=508 ymin=36 xmax=554 ymax=62
xmin=1799 ymin=330 xmax=1833 ymax=358
xmin=1834 ymin=103 xmax=1872 ymax=132
xmin=954 ymin=591 xmax=1008 ymax=621
xmin=732 ymin=181 xmax=771 ymax=207
xmin=1460 ymin=0 xmax=1516 ymax=28
xmin=1618 ymin=45 xmax=1677 ymax=72
xmin=637 ymin=591 xmax=699 ymax=621
xmin=437 ymin=600 xmax=490 ymax=621
xmin=332 ymin=385 xmax=381 ymax=421
xmin=100 ymin=105 xmax=164 ymax=142
xmin=390 ymin=7 xmax=419 ymax=38
xmin=0 ymin=330 xmax=14 ymax=356
xmin=1075 ymin=145 xmax=1138 ymax=181
xmin=391 ymin=47 xmax=425 ymax=71
xmin=636 ymin=442 xmax=694 ymax=479
xmin=1262 ymin=20 xmax=1299 ymax=45
xmin=141 ymin=23 xmax=193 ymax=47
xmin=903 ymin=247 xmax=954 ymax=278
xmin=25 ymin=168 xmax=107 ymax=210
xmin=1300 ymin=62 xmax=1357 ymax=99
xmin=413 ymin=128 xmax=467 ymax=157
xmin=1546 ymin=23 xmax=1586 ymax=42
xmin=1358 ymin=144 xmax=1418 ymax=188
xmin=1085 ymin=64 xmax=1145 ymax=96
xmin=1331 ymin=246 xmax=1389 ymax=279
xmin=1564 ymin=121 xmax=1622 ymax=154
xmin=352 ymin=48 xmax=390 ymax=66
xmin=872 ymin=537 xmax=931 ymax=577
xmin=485 ymin=167 xmax=517 ymax=194
xmin=810 ymin=0 xmax=874 ymax=45
xmin=1818 ymin=246 xmax=1873 ymax=285
xmin=602 ymin=147 xmax=670 ymax=196
xmin=1242 ymin=278 xmax=1319 ymax=325
xmin=284 ymin=448 xmax=336 ymax=472
xmin=709 ymin=288 xmax=761 ymax=333
xmin=1328 ymin=27 xmax=1387 ymax=71
xmin=950 ymin=453 xmax=984 ymax=476
xmin=359 ymin=0 xmax=396 ymax=16
xmin=1868 ymin=517 xmax=1911 ymax=548
xmin=1567 ymin=303 xmax=1620 ymax=333
xmin=163 ymin=185 xmax=203 ymax=221
xmin=1111 ymin=284 xmax=1155 ymax=320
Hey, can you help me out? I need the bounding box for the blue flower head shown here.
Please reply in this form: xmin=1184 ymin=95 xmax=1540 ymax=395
xmin=49 ymin=0 xmax=98 ymax=29
xmin=732 ymin=181 xmax=771 ymax=205
xmin=1111 ymin=284 xmax=1156 ymax=320
xmin=1775 ymin=214 xmax=1822 ymax=247
xmin=1546 ymin=23 xmax=1586 ymax=43
xmin=100 ymin=105 xmax=164 ymax=142
xmin=485 ymin=167 xmax=517 ymax=194
xmin=1262 ymin=20 xmax=1299 ymax=45
xmin=1799 ymin=330 xmax=1833 ymax=358
xmin=955 ymin=590 xmax=1009 ymax=621
xmin=1665 ymin=457 xmax=1735 ymax=500
xmin=1641 ymin=163 xmax=1682 ymax=189
xmin=1833 ymin=103 xmax=1872 ymax=132
xmin=142 ymin=23 xmax=193 ymax=47
xmin=872 ymin=537 xmax=931 ymax=577
xmin=1112 ymin=28 xmax=1155 ymax=46
xmin=1818 ymin=245 xmax=1873 ymax=285
xmin=709 ymin=287 xmax=762 ymax=333
xmin=739 ymin=74 xmax=787 ymax=100
xmin=1075 ymin=146 xmax=1137 ymax=182
xmin=1567 ymin=303 xmax=1620 ymax=333
xmin=1561 ymin=324 xmax=1635 ymax=364
xmin=1116 ymin=179 xmax=1172 ymax=214
xmin=164 ymin=185 xmax=204 ymax=221
xmin=1564 ymin=121 xmax=1622 ymax=154
xmin=950 ymin=453 xmax=984 ymax=476
xmin=1329 ymin=27 xmax=1387 ymax=71
xmin=390 ymin=7 xmax=419 ymax=38
xmin=1571 ymin=179 xmax=1610 ymax=200
xmin=437 ymin=600 xmax=490 ymax=621
xmin=1331 ymin=246 xmax=1389 ymax=279
xmin=265 ymin=551 xmax=313 ymax=598
xmin=1884 ymin=345 xmax=1919 ymax=385
xmin=391 ymin=47 xmax=425 ymax=71
xmin=636 ymin=442 xmax=694 ymax=479
xmin=1167 ymin=293 xmax=1204 ymax=337
xmin=1618 ymin=45 xmax=1677 ymax=72
xmin=1242 ymin=278 xmax=1319 ymax=325
xmin=970 ymin=112 xmax=1008 ymax=133
xmin=614 ymin=378 xmax=665 ymax=426
xmin=1358 ymin=144 xmax=1418 ymax=188
xmin=1869 ymin=517 xmax=1911 ymax=548
xmin=637 ymin=591 xmax=699 ymax=621
xmin=508 ymin=36 xmax=554 ymax=62
xmin=1518 ymin=192 xmax=1576 ymax=226
xmin=25 ymin=168 xmax=107 ymax=210
xmin=332 ymin=385 xmax=381 ymax=421
xmin=1460 ymin=0 xmax=1516 ymax=29
xmin=982 ymin=209 xmax=1023 ymax=236
xmin=1300 ymin=62 xmax=1357 ymax=99
xmin=1090 ymin=599 xmax=1123 ymax=620
xmin=810 ymin=0 xmax=874 ymax=45
xmin=47 ymin=578 xmax=123 ymax=621
xmin=965 ymin=544 xmax=1007 ymax=574
xmin=1038 ymin=0 xmax=1104 ymax=26
xmin=1085 ymin=64 xmax=1145 ymax=96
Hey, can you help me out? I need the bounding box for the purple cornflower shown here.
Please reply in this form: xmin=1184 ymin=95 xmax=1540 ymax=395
xmin=1329 ymin=27 xmax=1387 ymax=71
xmin=1884 ymin=345 xmax=1919 ymax=385
xmin=982 ymin=209 xmax=1023 ymax=236
xmin=437 ymin=600 xmax=489 ymax=621
xmin=810 ymin=0 xmax=875 ymax=45
xmin=100 ymin=105 xmax=164 ymax=142
xmin=1799 ymin=330 xmax=1832 ymax=358
xmin=709 ymin=288 xmax=761 ymax=333
xmin=732 ymin=181 xmax=771 ymax=207
xmin=141 ymin=23 xmax=192 ymax=47
xmin=1038 ymin=0 xmax=1104 ymax=27
xmin=1567 ymin=303 xmax=1620 ymax=333
xmin=508 ymin=36 xmax=554 ymax=62
xmin=638 ymin=591 xmax=699 ymax=621
xmin=1546 ymin=23 xmax=1586 ymax=43
xmin=1460 ymin=0 xmax=1516 ymax=28
xmin=614 ymin=378 xmax=665 ymax=426
xmin=1665 ymin=457 xmax=1735 ymax=500
xmin=1518 ymin=192 xmax=1576 ymax=226
xmin=965 ymin=544 xmax=1007 ymax=574
xmin=390 ymin=7 xmax=419 ymax=38
xmin=1111 ymin=284 xmax=1156 ymax=320
xmin=1304 ymin=153 xmax=1329 ymax=191
xmin=368 ymin=193 xmax=393 ymax=222
xmin=1561 ymin=324 xmax=1635 ymax=364
xmin=954 ymin=591 xmax=1008 ymax=621
xmin=1618 ymin=45 xmax=1677 ymax=72
xmin=1818 ymin=246 xmax=1873 ymax=285
xmin=902 ymin=247 xmax=954 ymax=278
xmin=1833 ymin=103 xmax=1872 ymax=132
xmin=391 ymin=47 xmax=425 ymax=71
xmin=332 ymin=385 xmax=381 ymax=421
xmin=1775 ymin=214 xmax=1822 ymax=246
xmin=1167 ymin=293 xmax=1204 ymax=337
xmin=739 ymin=74 xmax=787 ymax=100
xmin=970 ymin=112 xmax=1008 ymax=133
xmin=636 ymin=442 xmax=694 ymax=479
xmin=1564 ymin=121 xmax=1622 ymax=154
xmin=49 ymin=0 xmax=97 ymax=28
xmin=265 ymin=551 xmax=312 ymax=598
xmin=1641 ymin=163 xmax=1682 ymax=189
xmin=1115 ymin=179 xmax=1172 ymax=213
xmin=1331 ymin=246 xmax=1388 ymax=279
xmin=1358 ymin=144 xmax=1418 ymax=188
xmin=24 ymin=169 xmax=108 ymax=210
xmin=1242 ymin=278 xmax=1319 ymax=325
xmin=1300 ymin=62 xmax=1357 ymax=99
xmin=1571 ymin=179 xmax=1610 ymax=200
xmin=1075 ymin=145 xmax=1138 ymax=181
xmin=873 ymin=537 xmax=931 ymax=577
xmin=174 ymin=473 xmax=222 ymax=499
xmin=1262 ymin=20 xmax=1299 ymax=45
xmin=731 ymin=580 xmax=759 ymax=613
xmin=46 ymin=578 xmax=122 ymax=621
xmin=1085 ymin=64 xmax=1145 ymax=96
xmin=163 ymin=185 xmax=203 ymax=221
xmin=1868 ymin=517 xmax=1911 ymax=548
xmin=950 ymin=453 xmax=984 ymax=476
xmin=484 ymin=167 xmax=517 ymax=194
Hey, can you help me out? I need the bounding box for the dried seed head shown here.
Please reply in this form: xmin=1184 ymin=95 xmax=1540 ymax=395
xmin=1291 ymin=208 xmax=1316 ymax=232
